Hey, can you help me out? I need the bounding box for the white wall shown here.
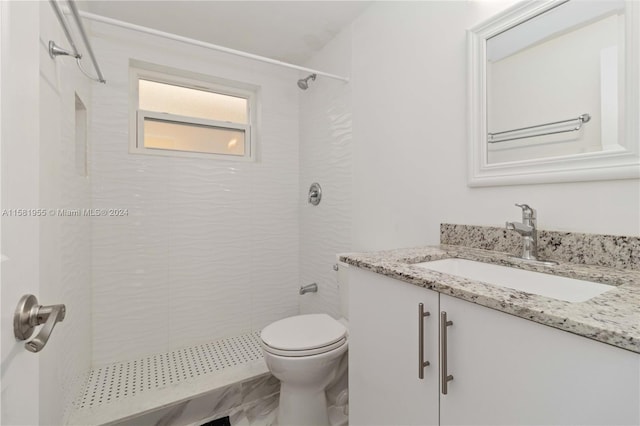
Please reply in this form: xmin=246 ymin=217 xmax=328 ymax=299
xmin=299 ymin=28 xmax=353 ymax=318
xmin=89 ymin=23 xmax=301 ymax=366
xmin=350 ymin=1 xmax=640 ymax=252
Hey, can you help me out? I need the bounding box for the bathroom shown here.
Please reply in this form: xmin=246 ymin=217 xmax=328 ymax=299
xmin=1 ymin=0 xmax=639 ymax=425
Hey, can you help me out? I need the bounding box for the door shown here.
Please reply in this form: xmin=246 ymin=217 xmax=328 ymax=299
xmin=440 ymin=294 xmax=640 ymax=425
xmin=1 ymin=1 xmax=42 ymax=425
xmin=349 ymin=267 xmax=439 ymax=425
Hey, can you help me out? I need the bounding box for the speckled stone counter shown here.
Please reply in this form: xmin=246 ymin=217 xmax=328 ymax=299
xmin=441 ymin=223 xmax=640 ymax=271
xmin=339 ymin=244 xmax=640 ymax=354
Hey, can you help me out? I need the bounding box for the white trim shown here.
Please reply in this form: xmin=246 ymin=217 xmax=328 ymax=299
xmin=129 ymin=63 xmax=257 ymax=161
xmin=467 ymin=0 xmax=640 ymax=187
xmin=136 ymin=110 xmax=250 ymax=158
xmin=78 ymin=10 xmax=350 ymax=83
xmin=138 ymin=110 xmax=250 ymax=134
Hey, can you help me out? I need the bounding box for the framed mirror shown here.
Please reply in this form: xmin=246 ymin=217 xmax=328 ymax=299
xmin=468 ymin=0 xmax=639 ymax=186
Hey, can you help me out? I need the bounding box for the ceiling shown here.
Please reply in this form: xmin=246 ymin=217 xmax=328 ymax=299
xmin=82 ymin=1 xmax=371 ymax=64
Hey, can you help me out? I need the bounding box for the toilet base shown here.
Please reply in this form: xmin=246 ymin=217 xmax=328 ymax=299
xmin=276 ymin=382 xmax=329 ymax=426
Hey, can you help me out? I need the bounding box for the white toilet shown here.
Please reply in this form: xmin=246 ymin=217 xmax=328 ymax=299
xmin=260 ymin=263 xmax=349 ymax=426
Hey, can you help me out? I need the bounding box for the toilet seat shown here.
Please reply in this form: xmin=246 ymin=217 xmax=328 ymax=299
xmin=260 ymin=314 xmax=347 ymax=357
xmin=262 ymin=337 xmax=347 ymax=357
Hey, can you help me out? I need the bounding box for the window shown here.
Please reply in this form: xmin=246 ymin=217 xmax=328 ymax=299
xmin=130 ymin=63 xmax=257 ymax=160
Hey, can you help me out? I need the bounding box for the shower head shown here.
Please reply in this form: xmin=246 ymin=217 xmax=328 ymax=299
xmin=297 ymin=74 xmax=317 ymax=90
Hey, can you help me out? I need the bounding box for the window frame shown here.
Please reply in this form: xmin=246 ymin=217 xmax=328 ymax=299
xmin=129 ymin=64 xmax=257 ymax=161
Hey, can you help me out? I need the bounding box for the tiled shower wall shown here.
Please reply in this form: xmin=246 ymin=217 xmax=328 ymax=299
xmin=89 ymin=23 xmax=301 ymax=366
xmin=299 ymin=28 xmax=353 ymax=318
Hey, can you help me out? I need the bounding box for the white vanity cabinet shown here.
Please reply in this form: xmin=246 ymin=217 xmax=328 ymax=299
xmin=349 ymin=267 xmax=640 ymax=426
xmin=349 ymin=267 xmax=440 ymax=425
xmin=440 ymin=294 xmax=639 ymax=425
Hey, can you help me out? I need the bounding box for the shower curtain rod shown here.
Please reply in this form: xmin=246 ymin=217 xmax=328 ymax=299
xmin=50 ymin=0 xmax=106 ymax=83
xmin=76 ymin=11 xmax=351 ymax=83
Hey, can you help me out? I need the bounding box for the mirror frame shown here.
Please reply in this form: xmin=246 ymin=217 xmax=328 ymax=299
xmin=468 ymin=0 xmax=640 ymax=187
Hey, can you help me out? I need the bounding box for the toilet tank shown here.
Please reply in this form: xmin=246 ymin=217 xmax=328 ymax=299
xmin=337 ymin=261 xmax=349 ymax=320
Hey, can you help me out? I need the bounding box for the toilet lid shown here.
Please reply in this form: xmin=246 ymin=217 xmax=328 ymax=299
xmin=260 ymin=314 xmax=347 ymax=351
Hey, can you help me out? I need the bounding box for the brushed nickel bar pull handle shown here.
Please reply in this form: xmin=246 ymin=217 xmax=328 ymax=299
xmin=418 ymin=303 xmax=431 ymax=379
xmin=441 ymin=311 xmax=454 ymax=394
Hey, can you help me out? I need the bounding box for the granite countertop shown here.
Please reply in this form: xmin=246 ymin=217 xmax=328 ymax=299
xmin=339 ymin=244 xmax=640 ymax=354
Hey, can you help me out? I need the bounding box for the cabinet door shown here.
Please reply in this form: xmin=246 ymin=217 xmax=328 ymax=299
xmin=349 ymin=267 xmax=439 ymax=426
xmin=440 ymin=294 xmax=640 ymax=426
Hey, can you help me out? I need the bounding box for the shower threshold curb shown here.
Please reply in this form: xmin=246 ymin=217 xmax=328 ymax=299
xmin=67 ymin=333 xmax=270 ymax=425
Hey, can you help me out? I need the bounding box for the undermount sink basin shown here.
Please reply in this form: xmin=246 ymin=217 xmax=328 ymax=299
xmin=414 ymin=258 xmax=613 ymax=303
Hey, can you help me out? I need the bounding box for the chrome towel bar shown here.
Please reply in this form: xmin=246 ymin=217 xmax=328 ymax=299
xmin=488 ymin=113 xmax=590 ymax=144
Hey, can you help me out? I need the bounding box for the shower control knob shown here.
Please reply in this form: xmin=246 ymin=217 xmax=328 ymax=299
xmin=308 ymin=182 xmax=322 ymax=206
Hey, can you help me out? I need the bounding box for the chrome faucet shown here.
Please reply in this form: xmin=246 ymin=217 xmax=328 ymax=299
xmin=506 ymin=204 xmax=558 ymax=265
xmin=506 ymin=203 xmax=538 ymax=261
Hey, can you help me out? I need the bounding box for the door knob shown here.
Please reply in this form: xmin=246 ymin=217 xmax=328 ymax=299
xmin=14 ymin=294 xmax=66 ymax=352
